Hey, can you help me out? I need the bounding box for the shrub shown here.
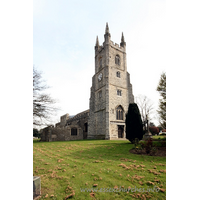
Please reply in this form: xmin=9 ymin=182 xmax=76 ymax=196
xmin=134 ymin=138 xmax=139 ymax=148
xmin=149 ymin=126 xmax=159 ymax=135
xmin=33 ymin=128 xmax=41 ymax=138
xmin=125 ymin=103 xmax=143 ymax=143
xmin=161 ymin=141 xmax=166 ymax=147
xmin=144 ymin=138 xmax=153 ymax=154
xmin=151 ymin=147 xmax=157 ymax=155
xmin=152 ymin=141 xmax=162 ymax=147
xmin=140 ymin=141 xmax=145 ymax=149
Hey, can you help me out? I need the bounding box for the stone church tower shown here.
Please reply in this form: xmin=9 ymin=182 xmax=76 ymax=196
xmin=88 ymin=23 xmax=134 ymax=140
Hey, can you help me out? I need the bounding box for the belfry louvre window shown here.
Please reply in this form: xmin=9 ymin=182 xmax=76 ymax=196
xmin=99 ymin=58 xmax=102 ymax=68
xmin=115 ymin=55 xmax=120 ymax=65
xmin=71 ymin=128 xmax=77 ymax=136
xmin=117 ymin=90 xmax=122 ymax=96
xmin=116 ymin=105 xmax=123 ymax=120
xmin=98 ymin=90 xmax=102 ymax=98
xmin=116 ymin=71 xmax=120 ymax=78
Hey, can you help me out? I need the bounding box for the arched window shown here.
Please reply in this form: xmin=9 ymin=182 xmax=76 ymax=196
xmin=116 ymin=105 xmax=124 ymax=120
xmin=116 ymin=71 xmax=120 ymax=78
xmin=115 ymin=55 xmax=120 ymax=65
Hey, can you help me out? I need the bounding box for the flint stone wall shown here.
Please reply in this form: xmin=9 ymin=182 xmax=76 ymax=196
xmin=41 ymin=126 xmax=83 ymax=142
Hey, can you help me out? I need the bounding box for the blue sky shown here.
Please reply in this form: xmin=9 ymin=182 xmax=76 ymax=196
xmin=33 ymin=0 xmax=166 ymax=125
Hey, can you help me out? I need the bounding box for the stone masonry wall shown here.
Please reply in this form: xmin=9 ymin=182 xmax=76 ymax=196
xmin=41 ymin=126 xmax=83 ymax=142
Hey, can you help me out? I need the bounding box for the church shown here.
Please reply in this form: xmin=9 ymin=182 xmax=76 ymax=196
xmin=41 ymin=23 xmax=134 ymax=142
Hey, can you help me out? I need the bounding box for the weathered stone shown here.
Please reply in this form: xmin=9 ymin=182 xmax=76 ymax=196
xmin=33 ymin=176 xmax=41 ymax=199
xmin=143 ymin=132 xmax=153 ymax=140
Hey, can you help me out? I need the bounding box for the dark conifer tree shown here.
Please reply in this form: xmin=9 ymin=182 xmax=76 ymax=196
xmin=125 ymin=103 xmax=143 ymax=143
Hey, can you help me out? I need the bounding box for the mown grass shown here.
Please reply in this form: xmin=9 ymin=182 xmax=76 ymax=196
xmin=152 ymin=136 xmax=166 ymax=140
xmin=33 ymin=140 xmax=166 ymax=200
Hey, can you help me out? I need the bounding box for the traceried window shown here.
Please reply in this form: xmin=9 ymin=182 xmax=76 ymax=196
xmin=71 ymin=128 xmax=77 ymax=136
xmin=116 ymin=105 xmax=124 ymax=120
xmin=117 ymin=90 xmax=122 ymax=96
xmin=116 ymin=71 xmax=120 ymax=78
xmin=115 ymin=55 xmax=120 ymax=65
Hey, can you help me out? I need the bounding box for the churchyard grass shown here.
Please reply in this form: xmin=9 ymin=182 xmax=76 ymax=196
xmin=152 ymin=135 xmax=166 ymax=140
xmin=33 ymin=140 xmax=166 ymax=199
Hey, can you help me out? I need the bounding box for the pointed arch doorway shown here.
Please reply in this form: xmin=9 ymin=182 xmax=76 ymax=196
xmin=118 ymin=125 xmax=124 ymax=138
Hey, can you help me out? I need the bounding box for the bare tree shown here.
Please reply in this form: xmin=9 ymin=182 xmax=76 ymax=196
xmin=135 ymin=95 xmax=154 ymax=132
xmin=33 ymin=67 xmax=57 ymax=127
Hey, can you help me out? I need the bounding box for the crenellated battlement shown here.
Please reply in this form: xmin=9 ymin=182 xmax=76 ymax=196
xmin=110 ymin=40 xmax=125 ymax=50
xmin=114 ymin=42 xmax=119 ymax=47
xmin=95 ymin=23 xmax=126 ymax=54
xmin=96 ymin=41 xmax=125 ymax=52
xmin=98 ymin=45 xmax=103 ymax=51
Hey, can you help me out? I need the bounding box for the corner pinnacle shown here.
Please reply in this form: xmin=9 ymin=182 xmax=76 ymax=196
xmin=105 ymin=22 xmax=110 ymax=34
xmin=121 ymin=32 xmax=125 ymax=43
xmin=95 ymin=36 xmax=99 ymax=46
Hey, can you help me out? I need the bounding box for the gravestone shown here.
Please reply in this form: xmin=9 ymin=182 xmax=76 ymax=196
xmin=33 ymin=176 xmax=41 ymax=199
xmin=143 ymin=131 xmax=152 ymax=140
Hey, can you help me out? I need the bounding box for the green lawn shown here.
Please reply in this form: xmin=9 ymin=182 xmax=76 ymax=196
xmin=152 ymin=135 xmax=166 ymax=140
xmin=33 ymin=140 xmax=166 ymax=199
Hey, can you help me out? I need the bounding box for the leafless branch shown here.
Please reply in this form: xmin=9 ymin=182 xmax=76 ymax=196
xmin=33 ymin=67 xmax=58 ymax=127
xmin=135 ymin=95 xmax=155 ymax=130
